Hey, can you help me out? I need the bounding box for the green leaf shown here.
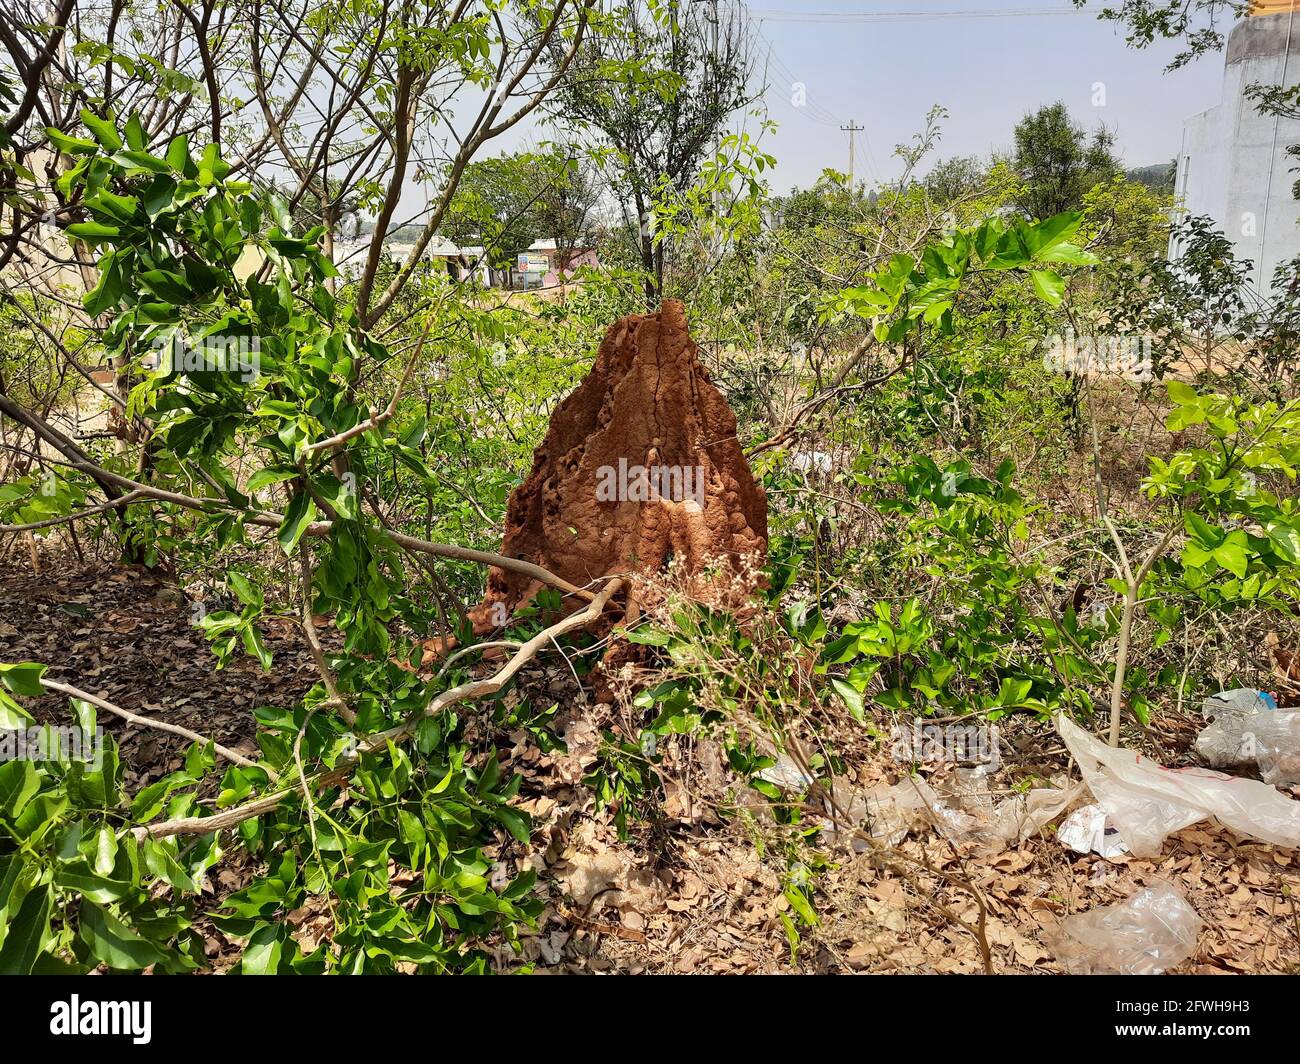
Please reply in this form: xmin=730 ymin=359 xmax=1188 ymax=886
xmin=783 ymin=885 xmax=819 ymax=926
xmin=625 ymin=626 xmax=671 ymax=646
xmin=138 ymin=268 xmax=192 ymax=303
xmin=79 ymin=109 xmax=121 ymax=150
xmin=228 ymin=572 xmax=262 ymax=608
xmin=0 ymin=760 xmax=39 ymax=817
xmin=0 ymin=883 xmax=50 ymax=974
xmin=1213 ymin=541 xmax=1249 ymax=579
xmin=111 ymin=148 xmax=169 ymax=174
xmin=241 ymin=626 xmax=273 ymax=672
xmin=1267 ymin=521 xmax=1300 ymax=563
xmin=92 ymin=825 xmax=119 ymax=876
xmin=79 ymin=901 xmax=166 ymax=970
xmin=246 ymin=467 xmax=298 ymax=493
xmin=0 ymin=690 xmax=32 ymax=729
xmin=1029 ymin=269 xmax=1065 ymax=306
xmin=124 ymin=112 xmax=146 ymax=151
xmin=83 ymin=252 xmax=122 ymax=316
xmin=267 ymin=192 xmax=291 ymax=232
xmin=46 ymin=127 xmax=99 ymax=155
xmin=1038 ymin=243 xmax=1099 ymax=266
xmin=1024 ymin=211 xmax=1081 ymax=254
xmin=1166 ymin=380 xmax=1198 ymax=405
xmin=493 ymin=804 xmax=532 ymax=844
xmin=65 ymin=220 xmax=121 ymax=241
xmin=0 ymin=661 xmax=46 ymax=696
xmin=277 ymin=491 xmax=316 ymax=555
xmin=0 ymin=854 xmax=23 ymax=916
xmin=85 ymin=188 xmax=139 ymax=222
xmin=240 ymin=923 xmax=283 ymax=974
xmin=165 ymin=133 xmax=190 ymax=172
xmin=1184 ymin=510 xmax=1220 ymax=546
xmin=829 ymin=677 xmax=865 ymax=723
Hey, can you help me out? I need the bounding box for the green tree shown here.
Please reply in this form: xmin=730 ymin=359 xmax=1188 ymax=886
xmin=1012 ymin=102 xmax=1120 ymax=220
xmin=539 ymin=0 xmax=757 ymax=306
xmin=441 ymin=153 xmax=545 ymax=269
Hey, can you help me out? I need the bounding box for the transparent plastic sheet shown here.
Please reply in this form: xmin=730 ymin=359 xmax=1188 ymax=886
xmin=1254 ymin=712 xmax=1300 ymax=787
xmin=940 ymin=770 xmax=1083 ymax=851
xmin=1058 ymin=716 xmax=1300 ymax=857
xmin=824 ymin=778 xmax=936 ymax=850
xmin=1202 ymin=688 xmax=1275 ymax=721
xmin=1194 ymin=689 xmax=1280 ymax=769
xmin=1195 ymin=715 xmax=1258 ymax=769
xmin=1048 ymin=883 xmax=1202 ymax=975
xmin=822 ymin=774 xmax=1080 ymax=854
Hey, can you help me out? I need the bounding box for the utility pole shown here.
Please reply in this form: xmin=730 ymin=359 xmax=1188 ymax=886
xmin=840 ymin=121 xmax=863 ymax=193
xmin=700 ymin=0 xmax=721 ymax=255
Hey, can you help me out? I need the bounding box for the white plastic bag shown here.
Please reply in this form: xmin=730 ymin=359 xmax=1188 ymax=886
xmin=1049 ymin=883 xmax=1202 ymax=975
xmin=850 ymin=777 xmax=952 ymax=848
xmin=1195 ymin=716 xmax=1258 ymax=769
xmin=1058 ymin=803 xmax=1130 ymax=858
xmin=1195 ymin=689 xmax=1281 ymax=769
xmin=1253 ymin=712 xmax=1300 ymax=788
xmin=984 ymin=780 xmax=1084 ymax=846
xmin=1058 ymin=716 xmax=1300 ymax=856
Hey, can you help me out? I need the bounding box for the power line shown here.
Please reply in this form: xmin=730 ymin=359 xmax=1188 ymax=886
xmin=739 ymin=2 xmax=1097 ymax=187
xmin=755 ymin=33 xmax=842 ymax=125
xmin=739 ymin=1 xmax=882 ymax=181
xmin=748 ymin=5 xmax=1092 ymax=23
xmin=763 ymin=36 xmax=881 ymax=177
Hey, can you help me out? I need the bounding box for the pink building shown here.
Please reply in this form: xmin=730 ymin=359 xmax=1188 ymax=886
xmin=527 ymin=239 xmax=600 ymax=288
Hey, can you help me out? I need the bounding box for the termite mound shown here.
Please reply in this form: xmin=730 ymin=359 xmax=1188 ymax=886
xmin=470 ymin=298 xmax=767 ymax=632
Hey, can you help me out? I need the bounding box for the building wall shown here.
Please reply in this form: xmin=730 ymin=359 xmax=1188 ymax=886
xmin=542 ymin=247 xmax=600 ymax=288
xmin=1174 ymin=11 xmax=1300 ymax=293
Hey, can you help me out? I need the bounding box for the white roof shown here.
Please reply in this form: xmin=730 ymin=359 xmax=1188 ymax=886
xmin=425 ymin=235 xmax=464 ymax=257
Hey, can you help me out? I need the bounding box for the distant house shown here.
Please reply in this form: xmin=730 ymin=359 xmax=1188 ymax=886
xmin=332 ymin=233 xmax=596 ymax=289
xmin=423 ymin=235 xmax=480 ymax=282
xmin=517 ymin=238 xmax=600 ymax=289
xmin=456 ymin=246 xmax=494 ymax=286
xmin=333 ymin=235 xmax=485 ymax=283
xmin=1173 ymin=5 xmax=1300 ymax=293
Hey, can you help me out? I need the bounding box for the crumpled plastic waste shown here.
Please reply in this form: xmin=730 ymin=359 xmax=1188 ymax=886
xmin=756 ymin=753 xmax=814 ymax=791
xmin=790 ymin=450 xmax=833 ymax=476
xmin=1253 ymin=711 xmax=1300 ymax=788
xmin=1192 ymin=689 xmax=1300 ymax=788
xmin=818 ymin=777 xmax=939 ymax=850
xmin=1195 ymin=689 xmax=1276 ymax=769
xmin=818 ymin=772 xmax=1080 ymax=854
xmin=1057 ymin=803 xmax=1130 ymax=858
xmin=1058 ymin=715 xmax=1300 ymax=857
xmin=1048 ymin=883 xmax=1202 ymax=975
xmin=941 ymin=768 xmax=1083 ymax=851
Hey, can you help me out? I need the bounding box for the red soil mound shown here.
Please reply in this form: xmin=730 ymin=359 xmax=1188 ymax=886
xmin=472 ymin=299 xmax=767 ymax=629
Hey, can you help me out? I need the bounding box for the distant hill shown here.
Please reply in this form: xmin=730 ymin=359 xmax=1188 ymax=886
xmin=1126 ymin=162 xmax=1176 ymax=193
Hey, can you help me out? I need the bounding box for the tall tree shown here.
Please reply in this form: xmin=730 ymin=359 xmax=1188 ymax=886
xmin=1012 ymin=102 xmax=1120 ymax=220
xmin=532 ymin=147 xmax=603 ymax=273
xmin=1072 ymin=0 xmax=1251 ymax=70
xmin=441 ymin=154 xmax=546 ymax=269
xmin=538 ymin=0 xmax=756 ymax=306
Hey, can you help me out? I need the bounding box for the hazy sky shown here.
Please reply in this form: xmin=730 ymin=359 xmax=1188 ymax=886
xmin=739 ymin=0 xmax=1228 ymax=191
xmin=393 ymin=1 xmax=1235 ymax=223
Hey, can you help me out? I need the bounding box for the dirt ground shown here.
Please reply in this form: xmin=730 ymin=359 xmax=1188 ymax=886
xmin=2 ymin=560 xmax=1299 ymax=974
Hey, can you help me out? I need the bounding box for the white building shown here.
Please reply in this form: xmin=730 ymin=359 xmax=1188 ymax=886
xmin=1173 ymin=3 xmax=1300 ymax=293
